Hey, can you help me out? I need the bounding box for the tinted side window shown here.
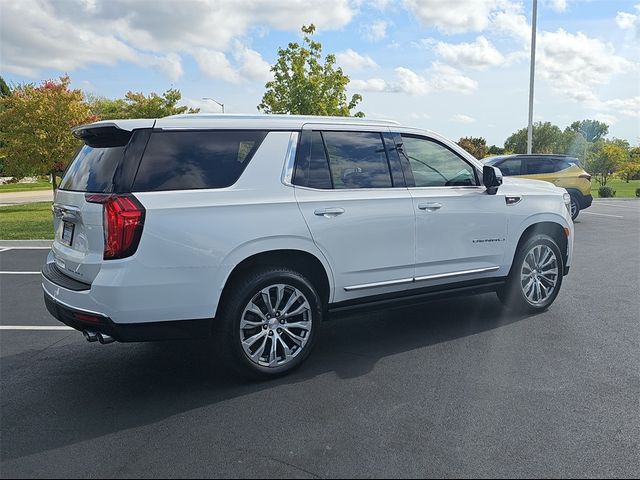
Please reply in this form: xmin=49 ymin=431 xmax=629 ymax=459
xmin=555 ymin=158 xmax=574 ymax=171
xmin=497 ymin=158 xmax=522 ymax=176
xmin=322 ymin=131 xmax=392 ymax=189
xmin=400 ymin=135 xmax=477 ymax=187
xmin=293 ymin=131 xmax=332 ymax=189
xmin=133 ymin=130 xmax=267 ymax=191
xmin=526 ymin=158 xmax=557 ymax=175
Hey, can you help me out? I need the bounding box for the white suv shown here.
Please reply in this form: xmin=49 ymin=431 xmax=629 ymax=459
xmin=43 ymin=114 xmax=574 ymax=378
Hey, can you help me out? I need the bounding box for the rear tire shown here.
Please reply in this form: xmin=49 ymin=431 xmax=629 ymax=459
xmin=497 ymin=233 xmax=564 ymax=313
xmin=570 ymin=195 xmax=580 ymax=220
xmin=213 ymin=267 xmax=322 ymax=380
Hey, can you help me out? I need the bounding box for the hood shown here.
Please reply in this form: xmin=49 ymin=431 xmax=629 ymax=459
xmin=501 ymin=176 xmax=565 ymax=195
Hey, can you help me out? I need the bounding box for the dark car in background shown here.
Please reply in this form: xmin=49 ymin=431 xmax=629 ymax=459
xmin=483 ymin=154 xmax=592 ymax=220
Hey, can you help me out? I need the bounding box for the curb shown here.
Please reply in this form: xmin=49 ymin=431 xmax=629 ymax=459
xmin=0 ymin=240 xmax=52 ymax=248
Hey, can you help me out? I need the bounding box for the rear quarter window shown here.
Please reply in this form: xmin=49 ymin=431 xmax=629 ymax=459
xmin=59 ymin=144 xmax=126 ymax=192
xmin=132 ymin=130 xmax=268 ymax=191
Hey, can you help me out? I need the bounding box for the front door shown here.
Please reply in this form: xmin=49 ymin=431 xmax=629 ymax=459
xmin=396 ymin=134 xmax=508 ymax=282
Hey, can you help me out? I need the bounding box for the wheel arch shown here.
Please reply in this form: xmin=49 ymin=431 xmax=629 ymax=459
xmin=216 ymin=247 xmax=334 ymax=318
xmin=512 ymin=220 xmax=569 ymax=273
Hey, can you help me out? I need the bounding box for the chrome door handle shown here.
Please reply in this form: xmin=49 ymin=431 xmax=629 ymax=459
xmin=314 ymin=207 xmax=345 ymax=218
xmin=418 ymin=202 xmax=442 ymax=211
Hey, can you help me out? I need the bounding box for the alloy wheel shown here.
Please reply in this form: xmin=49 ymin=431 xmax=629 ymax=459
xmin=520 ymin=244 xmax=559 ymax=305
xmin=239 ymin=283 xmax=312 ymax=367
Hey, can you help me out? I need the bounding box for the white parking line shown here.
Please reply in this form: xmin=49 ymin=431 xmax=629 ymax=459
xmin=0 ymin=248 xmax=10 ymax=252
xmin=0 ymin=271 xmax=41 ymax=274
xmin=582 ymin=211 xmax=624 ymax=219
xmin=0 ymin=326 xmax=73 ymax=331
xmin=593 ymin=202 xmax=639 ymax=210
xmin=0 ymin=247 xmax=51 ymax=250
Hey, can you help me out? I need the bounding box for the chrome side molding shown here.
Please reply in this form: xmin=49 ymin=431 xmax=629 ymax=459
xmin=344 ymin=266 xmax=500 ymax=291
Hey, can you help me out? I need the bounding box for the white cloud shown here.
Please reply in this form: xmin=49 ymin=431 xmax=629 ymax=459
xmin=549 ymin=0 xmax=567 ymax=13
xmin=350 ymin=78 xmax=388 ymax=92
xmin=0 ymin=0 xmax=353 ymax=80
xmin=193 ymin=43 xmax=272 ymax=83
xmin=452 ymin=114 xmax=476 ymax=124
xmin=592 ymin=113 xmax=618 ymax=126
xmin=537 ymin=29 xmax=632 ymax=103
xmin=352 ymin=62 xmax=477 ymax=96
xmin=393 ymin=67 xmax=431 ymax=95
xmin=233 ymin=43 xmax=272 ymax=82
xmin=601 ymin=97 xmax=640 ymax=118
xmin=616 ymin=5 xmax=640 ymax=37
xmin=430 ymin=62 xmax=478 ymax=95
xmin=140 ymin=53 xmax=184 ymax=82
xmin=490 ymin=10 xmax=531 ymax=43
xmin=362 ymin=20 xmax=389 ymax=41
xmin=336 ymin=49 xmax=378 ymax=71
xmin=193 ymin=49 xmax=241 ymax=83
xmin=403 ymin=0 xmax=512 ymax=34
xmin=434 ymin=36 xmax=505 ymax=69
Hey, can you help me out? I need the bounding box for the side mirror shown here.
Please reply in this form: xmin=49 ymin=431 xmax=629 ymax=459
xmin=483 ymin=165 xmax=503 ymax=195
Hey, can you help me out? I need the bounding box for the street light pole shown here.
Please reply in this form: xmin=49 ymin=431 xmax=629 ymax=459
xmin=202 ymin=97 xmax=225 ymax=113
xmin=527 ymin=0 xmax=538 ymax=154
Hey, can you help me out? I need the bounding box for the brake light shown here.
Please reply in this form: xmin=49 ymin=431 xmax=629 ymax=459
xmin=579 ymin=174 xmax=592 ymax=181
xmin=85 ymin=194 xmax=145 ymax=260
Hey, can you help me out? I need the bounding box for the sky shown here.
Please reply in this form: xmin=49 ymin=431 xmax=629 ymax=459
xmin=1 ymin=0 xmax=639 ymax=147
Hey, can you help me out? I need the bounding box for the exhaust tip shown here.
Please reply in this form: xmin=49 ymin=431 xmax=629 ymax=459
xmin=84 ymin=330 xmax=99 ymax=343
xmin=97 ymin=333 xmax=115 ymax=345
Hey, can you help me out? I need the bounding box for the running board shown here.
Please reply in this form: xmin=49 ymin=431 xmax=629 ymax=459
xmin=328 ymin=278 xmax=506 ymax=316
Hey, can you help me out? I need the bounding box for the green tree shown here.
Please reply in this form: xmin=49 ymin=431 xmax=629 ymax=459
xmin=0 ymin=76 xmax=10 ymax=97
xmin=0 ymin=75 xmax=95 ymax=189
xmin=504 ymin=122 xmax=564 ymax=154
xmin=569 ymin=119 xmax=609 ymax=143
xmin=90 ymin=88 xmax=198 ymax=120
xmin=258 ymin=24 xmax=364 ymax=117
xmin=618 ymin=146 xmax=640 ymax=183
xmin=457 ymin=136 xmax=488 ymax=159
xmin=488 ymin=145 xmax=506 ymax=155
xmin=587 ymin=141 xmax=627 ymax=186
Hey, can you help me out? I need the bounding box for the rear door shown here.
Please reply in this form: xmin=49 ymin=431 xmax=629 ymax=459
xmin=51 ymin=124 xmax=151 ymax=284
xmin=292 ymin=125 xmax=415 ymax=300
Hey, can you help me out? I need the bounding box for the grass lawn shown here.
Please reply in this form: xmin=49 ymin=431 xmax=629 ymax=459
xmin=0 ymin=181 xmax=53 ymax=193
xmin=591 ymin=178 xmax=640 ymax=198
xmin=0 ymin=202 xmax=54 ymax=240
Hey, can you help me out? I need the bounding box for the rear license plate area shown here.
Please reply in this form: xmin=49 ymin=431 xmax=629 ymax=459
xmin=61 ymin=221 xmax=75 ymax=246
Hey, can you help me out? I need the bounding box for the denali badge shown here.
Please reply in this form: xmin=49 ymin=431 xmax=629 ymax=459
xmin=473 ymin=238 xmax=506 ymax=244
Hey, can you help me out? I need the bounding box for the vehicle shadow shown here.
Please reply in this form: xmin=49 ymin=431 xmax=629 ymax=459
xmin=1 ymin=293 xmax=539 ymax=462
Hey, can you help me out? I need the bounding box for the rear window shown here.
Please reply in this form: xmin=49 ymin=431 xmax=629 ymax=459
xmin=132 ymin=130 xmax=268 ymax=191
xmin=59 ymin=144 xmax=126 ymax=192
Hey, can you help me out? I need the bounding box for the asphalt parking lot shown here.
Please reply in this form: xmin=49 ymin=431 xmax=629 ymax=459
xmin=1 ymin=199 xmax=638 ymax=478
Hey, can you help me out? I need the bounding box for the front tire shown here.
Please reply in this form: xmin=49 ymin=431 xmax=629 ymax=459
xmin=497 ymin=234 xmax=564 ymax=313
xmin=213 ymin=267 xmax=322 ymax=379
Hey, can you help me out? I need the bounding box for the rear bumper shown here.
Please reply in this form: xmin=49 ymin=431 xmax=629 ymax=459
xmin=42 ymin=272 xmax=212 ymax=342
xmin=580 ymin=194 xmax=593 ymax=209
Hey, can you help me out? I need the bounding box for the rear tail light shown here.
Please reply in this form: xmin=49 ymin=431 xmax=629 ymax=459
xmin=579 ymin=174 xmax=592 ymax=181
xmin=85 ymin=194 xmax=145 ymax=260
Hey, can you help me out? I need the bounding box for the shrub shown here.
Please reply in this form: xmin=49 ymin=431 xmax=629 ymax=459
xmin=598 ymin=186 xmax=616 ymax=198
xmin=635 ymin=188 xmax=640 ymax=198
